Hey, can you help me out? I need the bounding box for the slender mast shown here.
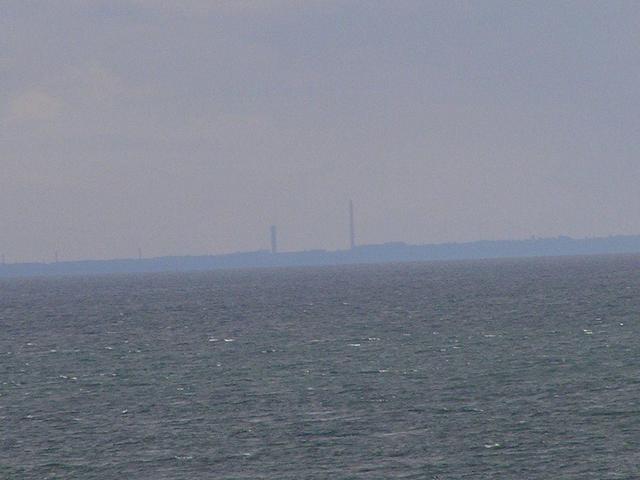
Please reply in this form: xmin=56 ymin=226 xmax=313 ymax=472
xmin=349 ymin=200 xmax=355 ymax=250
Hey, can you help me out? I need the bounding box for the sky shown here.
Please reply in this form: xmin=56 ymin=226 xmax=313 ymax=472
xmin=2 ymin=1 xmax=640 ymax=262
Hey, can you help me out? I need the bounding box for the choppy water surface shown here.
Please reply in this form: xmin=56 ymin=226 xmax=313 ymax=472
xmin=2 ymin=255 xmax=640 ymax=479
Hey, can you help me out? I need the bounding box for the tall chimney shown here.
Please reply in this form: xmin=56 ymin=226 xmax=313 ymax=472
xmin=270 ymin=225 xmax=278 ymax=254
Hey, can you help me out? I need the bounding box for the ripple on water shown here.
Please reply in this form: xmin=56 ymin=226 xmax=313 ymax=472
xmin=3 ymin=258 xmax=640 ymax=479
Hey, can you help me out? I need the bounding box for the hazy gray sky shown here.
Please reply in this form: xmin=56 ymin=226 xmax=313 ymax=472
xmin=2 ymin=1 xmax=640 ymax=261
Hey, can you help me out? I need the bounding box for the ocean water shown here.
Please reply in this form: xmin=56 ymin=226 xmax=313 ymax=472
xmin=2 ymin=255 xmax=640 ymax=479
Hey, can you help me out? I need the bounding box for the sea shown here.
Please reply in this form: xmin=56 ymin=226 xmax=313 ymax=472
xmin=1 ymin=254 xmax=640 ymax=479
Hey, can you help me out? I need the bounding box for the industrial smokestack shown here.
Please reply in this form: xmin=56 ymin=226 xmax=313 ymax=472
xmin=349 ymin=200 xmax=355 ymax=250
xmin=270 ymin=225 xmax=278 ymax=254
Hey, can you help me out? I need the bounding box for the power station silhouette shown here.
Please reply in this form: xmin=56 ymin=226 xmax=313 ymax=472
xmin=5 ymin=199 xmax=640 ymax=277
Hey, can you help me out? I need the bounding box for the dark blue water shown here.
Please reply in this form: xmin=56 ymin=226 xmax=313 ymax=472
xmin=2 ymin=255 xmax=640 ymax=479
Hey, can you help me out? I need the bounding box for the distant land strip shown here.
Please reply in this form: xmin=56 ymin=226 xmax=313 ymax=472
xmin=2 ymin=234 xmax=640 ymax=278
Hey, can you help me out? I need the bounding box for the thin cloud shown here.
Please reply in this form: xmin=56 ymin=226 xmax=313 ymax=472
xmin=7 ymin=89 xmax=64 ymax=123
xmin=127 ymin=0 xmax=313 ymax=16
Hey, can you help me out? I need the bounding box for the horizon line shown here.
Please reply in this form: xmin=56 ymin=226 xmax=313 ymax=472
xmin=2 ymin=232 xmax=640 ymax=267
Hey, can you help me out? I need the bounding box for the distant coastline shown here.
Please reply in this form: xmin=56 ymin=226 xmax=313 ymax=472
xmin=2 ymin=234 xmax=640 ymax=278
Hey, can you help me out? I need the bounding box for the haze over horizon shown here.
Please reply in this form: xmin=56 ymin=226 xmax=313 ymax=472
xmin=3 ymin=1 xmax=640 ymax=263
